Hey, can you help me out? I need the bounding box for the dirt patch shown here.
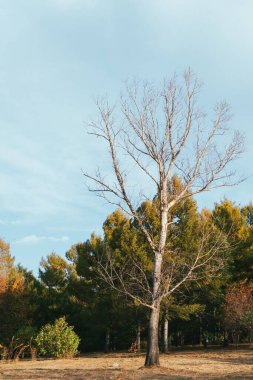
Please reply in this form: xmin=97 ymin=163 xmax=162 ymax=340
xmin=1 ymin=350 xmax=253 ymax=379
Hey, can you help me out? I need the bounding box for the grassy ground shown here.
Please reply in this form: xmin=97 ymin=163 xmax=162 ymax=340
xmin=1 ymin=348 xmax=253 ymax=379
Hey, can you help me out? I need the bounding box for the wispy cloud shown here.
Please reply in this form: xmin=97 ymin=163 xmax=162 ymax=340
xmin=11 ymin=220 xmax=21 ymax=225
xmin=0 ymin=139 xmax=87 ymax=221
xmin=15 ymin=235 xmax=69 ymax=245
xmin=0 ymin=219 xmax=21 ymax=225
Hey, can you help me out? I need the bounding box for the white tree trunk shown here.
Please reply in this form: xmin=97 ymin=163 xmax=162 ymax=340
xmin=164 ymin=318 xmax=169 ymax=353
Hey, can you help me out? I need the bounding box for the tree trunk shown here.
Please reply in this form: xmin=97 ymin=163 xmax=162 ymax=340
xmin=159 ymin=322 xmax=162 ymax=350
xmin=223 ymin=329 xmax=228 ymax=347
xmin=180 ymin=332 xmax=184 ymax=346
xmin=137 ymin=321 xmax=141 ymax=352
xmin=163 ymin=318 xmax=169 ymax=353
xmin=236 ymin=332 xmax=239 ymax=349
xmin=145 ymin=305 xmax=160 ymax=367
xmin=104 ymin=327 xmax=110 ymax=353
xmin=199 ymin=316 xmax=202 ymax=345
xmin=145 ymin=185 xmax=167 ymax=367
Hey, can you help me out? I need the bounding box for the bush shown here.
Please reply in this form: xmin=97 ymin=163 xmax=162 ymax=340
xmin=15 ymin=326 xmax=37 ymax=342
xmin=35 ymin=317 xmax=80 ymax=358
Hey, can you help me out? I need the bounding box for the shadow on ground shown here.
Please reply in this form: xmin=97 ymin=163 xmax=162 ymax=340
xmin=1 ymin=368 xmax=253 ymax=380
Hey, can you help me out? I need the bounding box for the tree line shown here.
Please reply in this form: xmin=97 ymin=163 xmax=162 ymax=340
xmin=1 ymin=195 xmax=253 ymax=356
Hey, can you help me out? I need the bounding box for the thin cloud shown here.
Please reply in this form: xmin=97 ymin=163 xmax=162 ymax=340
xmin=11 ymin=220 xmax=21 ymax=225
xmin=16 ymin=235 xmax=69 ymax=245
xmin=0 ymin=219 xmax=21 ymax=225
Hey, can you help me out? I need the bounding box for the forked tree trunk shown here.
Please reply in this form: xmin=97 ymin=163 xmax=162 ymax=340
xmin=145 ymin=305 xmax=160 ymax=367
xmin=163 ymin=318 xmax=169 ymax=353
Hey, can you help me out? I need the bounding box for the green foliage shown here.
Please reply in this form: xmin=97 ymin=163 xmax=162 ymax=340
xmin=240 ymin=310 xmax=253 ymax=333
xmin=15 ymin=326 xmax=37 ymax=343
xmin=4 ymin=198 xmax=253 ymax=352
xmin=39 ymin=252 xmax=71 ymax=288
xmin=213 ymin=200 xmax=253 ymax=281
xmin=203 ymin=331 xmax=224 ymax=345
xmin=35 ymin=317 xmax=80 ymax=358
xmin=168 ymin=303 xmax=205 ymax=321
xmin=0 ymin=240 xmax=36 ymax=343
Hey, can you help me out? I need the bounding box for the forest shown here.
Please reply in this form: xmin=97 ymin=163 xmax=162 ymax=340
xmin=1 ymin=191 xmax=253 ymax=359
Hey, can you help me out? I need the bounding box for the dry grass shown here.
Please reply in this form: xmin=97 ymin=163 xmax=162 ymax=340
xmin=1 ymin=349 xmax=253 ymax=379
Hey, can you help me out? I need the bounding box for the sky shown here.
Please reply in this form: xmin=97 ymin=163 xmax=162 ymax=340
xmin=0 ymin=0 xmax=253 ymax=275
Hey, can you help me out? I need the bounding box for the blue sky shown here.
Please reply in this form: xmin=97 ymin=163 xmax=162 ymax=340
xmin=0 ymin=0 xmax=253 ymax=274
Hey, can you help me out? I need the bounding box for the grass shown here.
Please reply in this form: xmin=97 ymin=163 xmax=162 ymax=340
xmin=1 ymin=348 xmax=253 ymax=379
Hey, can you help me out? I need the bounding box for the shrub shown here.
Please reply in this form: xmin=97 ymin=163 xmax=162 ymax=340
xmin=35 ymin=317 xmax=80 ymax=358
xmin=15 ymin=326 xmax=37 ymax=342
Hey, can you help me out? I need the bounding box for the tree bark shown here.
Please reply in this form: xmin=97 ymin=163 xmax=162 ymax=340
xmin=163 ymin=318 xmax=169 ymax=353
xmin=137 ymin=321 xmax=141 ymax=352
xmin=199 ymin=316 xmax=202 ymax=345
xmin=145 ymin=191 xmax=167 ymax=367
xmin=236 ymin=332 xmax=239 ymax=349
xmin=145 ymin=305 xmax=160 ymax=367
xmin=104 ymin=327 xmax=110 ymax=353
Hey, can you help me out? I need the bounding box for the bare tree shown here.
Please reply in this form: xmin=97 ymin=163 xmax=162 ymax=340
xmin=83 ymin=70 xmax=244 ymax=366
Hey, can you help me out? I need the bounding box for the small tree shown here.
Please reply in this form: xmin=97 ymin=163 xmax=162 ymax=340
xmin=84 ymin=70 xmax=244 ymax=366
xmin=35 ymin=317 xmax=80 ymax=358
xmin=223 ymin=282 xmax=253 ymax=344
xmin=0 ymin=240 xmax=32 ymax=343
